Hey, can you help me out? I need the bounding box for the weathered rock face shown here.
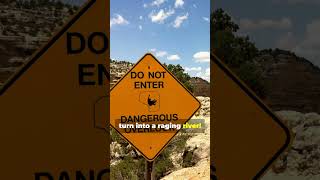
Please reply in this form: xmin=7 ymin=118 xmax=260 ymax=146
xmin=256 ymin=50 xmax=320 ymax=114
xmin=196 ymin=96 xmax=210 ymax=117
xmin=110 ymin=60 xmax=133 ymax=87
xmin=161 ymin=159 xmax=210 ymax=180
xmin=189 ymin=77 xmax=210 ymax=97
xmin=262 ymin=111 xmax=320 ymax=179
xmin=185 ymin=115 xmax=210 ymax=161
xmin=160 ymin=97 xmax=210 ymax=179
xmin=161 ymin=115 xmax=210 ymax=180
xmin=0 ymin=1 xmax=77 ymax=84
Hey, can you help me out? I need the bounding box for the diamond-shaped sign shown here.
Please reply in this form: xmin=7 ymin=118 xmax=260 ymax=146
xmin=211 ymin=53 xmax=291 ymax=179
xmin=110 ymin=53 xmax=201 ymax=161
xmin=0 ymin=0 xmax=109 ymax=179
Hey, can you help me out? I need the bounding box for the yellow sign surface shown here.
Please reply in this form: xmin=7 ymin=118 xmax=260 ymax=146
xmin=0 ymin=0 xmax=109 ymax=179
xmin=211 ymin=53 xmax=291 ymax=179
xmin=110 ymin=54 xmax=201 ymax=161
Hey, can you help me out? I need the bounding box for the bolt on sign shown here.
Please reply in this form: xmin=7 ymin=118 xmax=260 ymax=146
xmin=110 ymin=54 xmax=201 ymax=161
xmin=211 ymin=53 xmax=291 ymax=180
xmin=0 ymin=0 xmax=110 ymax=179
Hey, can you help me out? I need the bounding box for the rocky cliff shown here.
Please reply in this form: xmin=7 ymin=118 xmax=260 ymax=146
xmin=0 ymin=1 xmax=77 ymax=84
xmin=262 ymin=111 xmax=320 ymax=180
xmin=189 ymin=77 xmax=210 ymax=97
xmin=110 ymin=60 xmax=133 ymax=87
xmin=256 ymin=49 xmax=320 ymax=114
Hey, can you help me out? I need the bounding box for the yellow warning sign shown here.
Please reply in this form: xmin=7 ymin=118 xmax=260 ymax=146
xmin=110 ymin=53 xmax=201 ymax=161
xmin=0 ymin=0 xmax=109 ymax=179
xmin=211 ymin=53 xmax=291 ymax=179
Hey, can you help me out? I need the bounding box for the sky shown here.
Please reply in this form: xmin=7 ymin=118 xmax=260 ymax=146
xmin=110 ymin=0 xmax=210 ymax=81
xmin=62 ymin=0 xmax=210 ymax=80
xmin=214 ymin=0 xmax=320 ymax=67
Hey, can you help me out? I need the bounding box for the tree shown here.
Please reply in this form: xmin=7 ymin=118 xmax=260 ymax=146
xmin=15 ymin=0 xmax=24 ymax=8
xmin=211 ymin=8 xmax=239 ymax=32
xmin=211 ymin=9 xmax=266 ymax=97
xmin=29 ymin=0 xmax=37 ymax=9
xmin=38 ymin=0 xmax=50 ymax=7
xmin=22 ymin=1 xmax=31 ymax=9
xmin=212 ymin=8 xmax=258 ymax=67
xmin=55 ymin=0 xmax=64 ymax=10
xmin=165 ymin=64 xmax=194 ymax=93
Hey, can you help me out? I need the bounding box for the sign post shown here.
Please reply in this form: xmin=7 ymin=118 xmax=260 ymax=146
xmin=145 ymin=160 xmax=154 ymax=180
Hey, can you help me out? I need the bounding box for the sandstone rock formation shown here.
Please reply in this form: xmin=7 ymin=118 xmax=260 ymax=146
xmin=189 ymin=77 xmax=210 ymax=97
xmin=256 ymin=49 xmax=320 ymax=114
xmin=262 ymin=111 xmax=320 ymax=179
xmin=110 ymin=60 xmax=133 ymax=87
xmin=160 ymin=116 xmax=210 ymax=180
xmin=0 ymin=1 xmax=77 ymax=84
xmin=195 ymin=97 xmax=210 ymax=117
xmin=161 ymin=159 xmax=210 ymax=180
xmin=161 ymin=98 xmax=210 ymax=180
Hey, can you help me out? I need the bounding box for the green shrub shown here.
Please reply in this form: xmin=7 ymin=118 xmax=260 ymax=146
xmin=182 ymin=149 xmax=195 ymax=168
xmin=211 ymin=9 xmax=266 ymax=98
xmin=236 ymin=62 xmax=266 ymax=98
xmin=165 ymin=64 xmax=194 ymax=93
xmin=154 ymin=149 xmax=174 ymax=179
xmin=110 ymin=131 xmax=191 ymax=179
xmin=154 ymin=133 xmax=190 ymax=179
xmin=110 ymin=156 xmax=145 ymax=180
xmin=110 ymin=128 xmax=128 ymax=146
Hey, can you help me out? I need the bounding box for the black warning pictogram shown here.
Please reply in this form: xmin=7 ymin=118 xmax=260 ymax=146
xmin=148 ymin=95 xmax=157 ymax=106
xmin=139 ymin=91 xmax=160 ymax=112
